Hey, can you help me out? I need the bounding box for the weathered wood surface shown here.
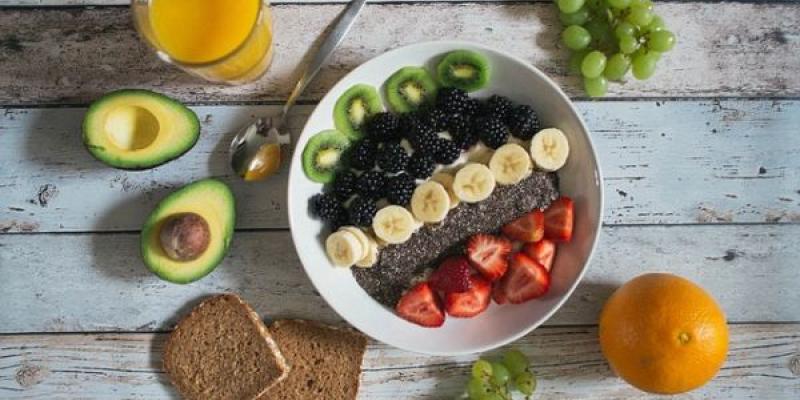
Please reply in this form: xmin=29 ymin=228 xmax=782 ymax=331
xmin=0 ymin=324 xmax=797 ymax=399
xmin=1 ymin=3 xmax=799 ymax=105
xmin=2 ymin=100 xmax=798 ymax=233
xmin=1 ymin=225 xmax=798 ymax=333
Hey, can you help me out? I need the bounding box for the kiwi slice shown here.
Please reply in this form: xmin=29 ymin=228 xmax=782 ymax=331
xmin=302 ymin=129 xmax=351 ymax=183
xmin=436 ymin=50 xmax=491 ymax=92
xmin=333 ymin=84 xmax=383 ymax=140
xmin=385 ymin=66 xmax=438 ymax=113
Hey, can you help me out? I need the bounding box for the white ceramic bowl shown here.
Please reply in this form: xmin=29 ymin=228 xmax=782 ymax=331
xmin=288 ymin=41 xmax=603 ymax=355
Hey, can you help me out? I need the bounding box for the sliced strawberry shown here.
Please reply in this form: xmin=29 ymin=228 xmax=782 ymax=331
xmin=466 ymin=234 xmax=512 ymax=281
xmin=544 ymin=197 xmax=574 ymax=242
xmin=501 ymin=210 xmax=545 ymax=242
xmin=494 ymin=253 xmax=550 ymax=304
xmin=522 ymin=239 xmax=557 ymax=272
xmin=395 ymin=282 xmax=445 ymax=328
xmin=445 ymin=275 xmax=492 ymax=318
xmin=429 ymin=256 xmax=472 ymax=294
xmin=492 ymin=281 xmax=508 ymax=305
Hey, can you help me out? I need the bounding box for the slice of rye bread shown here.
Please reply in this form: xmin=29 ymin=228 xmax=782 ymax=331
xmin=259 ymin=320 xmax=368 ymax=400
xmin=163 ymin=294 xmax=290 ymax=400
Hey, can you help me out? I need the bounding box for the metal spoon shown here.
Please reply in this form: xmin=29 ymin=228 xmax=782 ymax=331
xmin=230 ymin=0 xmax=368 ymax=181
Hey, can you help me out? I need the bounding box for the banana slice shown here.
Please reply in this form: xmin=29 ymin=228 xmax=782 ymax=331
xmin=530 ymin=128 xmax=569 ymax=172
xmin=452 ymin=163 xmax=496 ymax=203
xmin=340 ymin=226 xmax=370 ymax=257
xmin=489 ymin=143 xmax=532 ymax=185
xmin=355 ymin=238 xmax=379 ymax=268
xmin=410 ymin=181 xmax=450 ymax=223
xmin=466 ymin=143 xmax=494 ymax=165
xmin=325 ymin=230 xmax=364 ymax=268
xmin=431 ymin=172 xmax=460 ymax=209
xmin=372 ymin=205 xmax=416 ymax=245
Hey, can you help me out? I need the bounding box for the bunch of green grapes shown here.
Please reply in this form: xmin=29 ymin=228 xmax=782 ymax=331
xmin=465 ymin=350 xmax=537 ymax=400
xmin=556 ymin=0 xmax=676 ymax=97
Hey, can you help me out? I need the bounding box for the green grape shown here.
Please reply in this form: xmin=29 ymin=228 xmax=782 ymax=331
xmin=562 ymin=25 xmax=592 ymax=50
xmin=514 ymin=371 xmax=538 ymax=396
xmin=501 ymin=350 xmax=529 ymax=377
xmin=626 ymin=5 xmax=654 ymax=27
xmin=648 ymin=30 xmax=676 ymax=52
xmin=614 ymin=21 xmax=637 ymax=39
xmin=644 ymin=15 xmax=666 ymax=33
xmin=604 ymin=53 xmax=631 ymax=80
xmin=557 ymin=0 xmax=585 ymax=14
xmin=584 ymin=76 xmax=608 ymax=97
xmin=618 ymin=34 xmax=639 ymax=54
xmin=606 ymin=0 xmax=631 ymax=9
xmin=559 ymin=7 xmax=590 ymax=26
xmin=472 ymin=359 xmax=494 ymax=382
xmin=583 ymin=18 xmax=607 ymax=41
xmin=630 ymin=0 xmax=653 ymax=10
xmin=490 ymin=362 xmax=511 ymax=387
xmin=467 ymin=377 xmax=492 ymax=399
xmin=581 ymin=50 xmax=607 ymax=78
xmin=568 ymin=50 xmax=589 ymax=74
xmin=632 ymin=50 xmax=659 ymax=80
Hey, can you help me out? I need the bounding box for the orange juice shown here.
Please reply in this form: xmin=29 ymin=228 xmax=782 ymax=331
xmin=134 ymin=0 xmax=273 ymax=84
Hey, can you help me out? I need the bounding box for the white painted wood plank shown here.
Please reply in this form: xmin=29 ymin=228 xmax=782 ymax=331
xmin=0 ymin=3 xmax=798 ymax=104
xmin=1 ymin=100 xmax=798 ymax=233
xmin=0 ymin=225 xmax=797 ymax=333
xmin=0 ymin=325 xmax=797 ymax=399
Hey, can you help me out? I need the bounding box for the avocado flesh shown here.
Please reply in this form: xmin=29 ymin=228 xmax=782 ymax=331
xmin=83 ymin=89 xmax=200 ymax=170
xmin=141 ymin=179 xmax=235 ymax=284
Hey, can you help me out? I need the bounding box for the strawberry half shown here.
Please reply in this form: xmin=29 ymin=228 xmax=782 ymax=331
xmin=395 ymin=282 xmax=445 ymax=328
xmin=429 ymin=256 xmax=472 ymax=294
xmin=544 ymin=197 xmax=574 ymax=242
xmin=466 ymin=234 xmax=512 ymax=281
xmin=522 ymin=239 xmax=557 ymax=272
xmin=493 ymin=253 xmax=550 ymax=304
xmin=501 ymin=210 xmax=545 ymax=242
xmin=445 ymin=275 xmax=492 ymax=318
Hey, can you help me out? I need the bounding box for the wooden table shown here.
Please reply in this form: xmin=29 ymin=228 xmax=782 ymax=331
xmin=1 ymin=0 xmax=798 ymax=398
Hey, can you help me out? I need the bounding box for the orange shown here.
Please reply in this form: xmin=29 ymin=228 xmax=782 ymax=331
xmin=598 ymin=273 xmax=729 ymax=394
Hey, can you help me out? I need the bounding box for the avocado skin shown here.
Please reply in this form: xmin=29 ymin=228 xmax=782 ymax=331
xmin=82 ymin=89 xmax=200 ymax=170
xmin=140 ymin=178 xmax=236 ymax=284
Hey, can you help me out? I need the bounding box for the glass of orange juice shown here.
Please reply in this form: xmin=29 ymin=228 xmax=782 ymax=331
xmin=132 ymin=0 xmax=274 ymax=84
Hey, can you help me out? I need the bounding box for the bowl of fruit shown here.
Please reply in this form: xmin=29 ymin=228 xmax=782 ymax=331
xmin=288 ymin=41 xmax=603 ymax=355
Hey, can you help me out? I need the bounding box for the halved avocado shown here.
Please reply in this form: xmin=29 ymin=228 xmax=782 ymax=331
xmin=141 ymin=179 xmax=235 ymax=284
xmin=82 ymin=89 xmax=200 ymax=170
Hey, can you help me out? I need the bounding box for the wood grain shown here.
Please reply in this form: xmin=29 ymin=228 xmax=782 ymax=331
xmin=0 ymin=3 xmax=798 ymax=104
xmin=2 ymin=100 xmax=798 ymax=233
xmin=0 ymin=225 xmax=797 ymax=333
xmin=0 ymin=324 xmax=797 ymax=399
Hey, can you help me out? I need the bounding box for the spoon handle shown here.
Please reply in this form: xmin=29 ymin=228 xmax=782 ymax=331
xmin=281 ymin=0 xmax=368 ymax=121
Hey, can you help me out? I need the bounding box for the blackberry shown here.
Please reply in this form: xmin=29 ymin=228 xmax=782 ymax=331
xmin=407 ymin=129 xmax=440 ymax=156
xmin=377 ymin=142 xmax=410 ymax=173
xmin=445 ymin=113 xmax=471 ymax=136
xmin=400 ymin=113 xmax=434 ymax=137
xmin=476 ymin=116 xmax=509 ymax=149
xmin=436 ymin=87 xmax=470 ymax=114
xmin=453 ymin=131 xmax=479 ymax=150
xmin=507 ymin=105 xmax=540 ymax=140
xmin=348 ymin=138 xmax=378 ymax=171
xmin=348 ymin=196 xmax=377 ymax=227
xmin=485 ymin=95 xmax=514 ymax=120
xmin=385 ymin=173 xmax=415 ymax=206
xmin=310 ymin=193 xmax=345 ymax=223
xmin=332 ymin=170 xmax=357 ymax=201
xmin=355 ymin=170 xmax=386 ymax=199
xmin=366 ymin=112 xmax=401 ymax=141
xmin=433 ymin=138 xmax=461 ymax=165
xmin=424 ymin=107 xmax=449 ymax=131
xmin=464 ymin=98 xmax=483 ymax=117
xmin=406 ymin=153 xmax=436 ymax=179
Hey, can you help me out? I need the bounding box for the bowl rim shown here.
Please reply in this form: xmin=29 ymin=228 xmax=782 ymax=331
xmin=287 ymin=40 xmax=604 ymax=355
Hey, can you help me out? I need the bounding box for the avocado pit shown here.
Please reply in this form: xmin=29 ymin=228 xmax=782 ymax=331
xmin=159 ymin=213 xmax=211 ymax=261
